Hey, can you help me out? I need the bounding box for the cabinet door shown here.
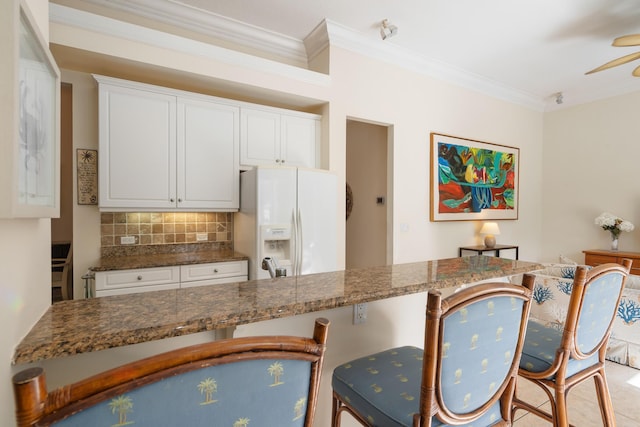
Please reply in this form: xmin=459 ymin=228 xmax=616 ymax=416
xmin=99 ymin=84 xmax=176 ymax=209
xmin=584 ymin=253 xmax=615 ymax=267
xmin=180 ymin=261 xmax=247 ymax=283
xmin=240 ymin=108 xmax=281 ymax=166
xmin=177 ymin=98 xmax=239 ymax=210
xmin=281 ymin=115 xmax=319 ymax=168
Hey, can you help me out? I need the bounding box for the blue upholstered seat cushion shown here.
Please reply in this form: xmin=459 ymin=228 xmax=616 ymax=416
xmin=52 ymin=359 xmax=312 ymax=426
xmin=520 ymin=320 xmax=598 ymax=378
xmin=332 ymin=346 xmax=505 ymax=427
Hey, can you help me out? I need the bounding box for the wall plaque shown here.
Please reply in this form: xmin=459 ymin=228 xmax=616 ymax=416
xmin=77 ymin=149 xmax=98 ymax=205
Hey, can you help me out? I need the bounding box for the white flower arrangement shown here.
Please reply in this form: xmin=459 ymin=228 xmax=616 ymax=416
xmin=595 ymin=212 xmax=635 ymax=238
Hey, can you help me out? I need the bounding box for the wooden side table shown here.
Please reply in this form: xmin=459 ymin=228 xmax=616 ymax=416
xmin=583 ymin=249 xmax=640 ymax=275
xmin=459 ymin=244 xmax=519 ymax=260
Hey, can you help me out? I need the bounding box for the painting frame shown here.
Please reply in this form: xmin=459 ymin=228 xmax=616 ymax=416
xmin=430 ymin=133 xmax=519 ymax=222
xmin=14 ymin=0 xmax=61 ymax=218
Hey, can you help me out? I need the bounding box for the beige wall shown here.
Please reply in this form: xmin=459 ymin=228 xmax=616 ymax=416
xmin=63 ymin=69 xmax=102 ymax=300
xmin=1 ymin=0 xmax=53 ymax=422
xmin=542 ymin=91 xmax=640 ymax=262
xmin=327 ymin=47 xmax=544 ymax=263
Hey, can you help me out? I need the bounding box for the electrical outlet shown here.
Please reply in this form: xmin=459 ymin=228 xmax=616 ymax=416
xmin=352 ymin=303 xmax=368 ymax=325
xmin=196 ymin=233 xmax=208 ymax=241
xmin=120 ymin=236 xmax=135 ymax=245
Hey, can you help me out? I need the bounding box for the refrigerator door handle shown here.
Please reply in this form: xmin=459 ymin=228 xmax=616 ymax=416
xmin=291 ymin=210 xmax=298 ymax=276
xmin=297 ymin=208 xmax=303 ymax=276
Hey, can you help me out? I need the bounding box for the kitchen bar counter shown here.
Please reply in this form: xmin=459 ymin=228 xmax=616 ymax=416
xmin=13 ymin=256 xmax=542 ymax=365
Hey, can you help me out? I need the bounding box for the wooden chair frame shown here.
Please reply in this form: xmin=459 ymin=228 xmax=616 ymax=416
xmin=332 ymin=277 xmax=535 ymax=427
xmin=512 ymin=259 xmax=632 ymax=427
xmin=13 ymin=318 xmax=330 ymax=427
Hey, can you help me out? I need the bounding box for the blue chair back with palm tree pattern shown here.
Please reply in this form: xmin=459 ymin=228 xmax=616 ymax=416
xmin=13 ymin=318 xmax=330 ymax=427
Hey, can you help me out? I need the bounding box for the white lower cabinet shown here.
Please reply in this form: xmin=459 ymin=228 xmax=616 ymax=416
xmin=180 ymin=261 xmax=248 ymax=288
xmin=95 ymin=261 xmax=248 ymax=296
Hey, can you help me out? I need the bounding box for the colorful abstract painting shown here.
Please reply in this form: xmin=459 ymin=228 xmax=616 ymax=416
xmin=430 ymin=133 xmax=519 ymax=221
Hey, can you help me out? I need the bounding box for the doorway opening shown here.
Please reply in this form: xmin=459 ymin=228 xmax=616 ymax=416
xmin=51 ymin=83 xmax=73 ymax=302
xmin=345 ymin=119 xmax=393 ymax=269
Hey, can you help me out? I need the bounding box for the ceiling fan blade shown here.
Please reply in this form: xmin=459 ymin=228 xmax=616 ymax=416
xmin=613 ymin=34 xmax=640 ymax=47
xmin=633 ymin=64 xmax=640 ymax=77
xmin=585 ymin=51 xmax=640 ymax=74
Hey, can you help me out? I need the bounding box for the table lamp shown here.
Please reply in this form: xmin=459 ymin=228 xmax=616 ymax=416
xmin=480 ymin=222 xmax=500 ymax=248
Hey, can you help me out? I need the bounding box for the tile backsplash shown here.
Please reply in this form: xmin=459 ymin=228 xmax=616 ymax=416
xmin=100 ymin=212 xmax=233 ymax=248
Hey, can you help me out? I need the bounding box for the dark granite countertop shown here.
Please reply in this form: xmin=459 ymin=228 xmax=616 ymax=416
xmin=13 ymin=256 xmax=542 ymax=365
xmin=91 ymin=249 xmax=249 ymax=271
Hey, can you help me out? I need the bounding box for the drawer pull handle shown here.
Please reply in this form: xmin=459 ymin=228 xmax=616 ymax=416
xmin=137 ymin=275 xmax=142 ymax=280
xmin=214 ymin=269 xmax=219 ymax=273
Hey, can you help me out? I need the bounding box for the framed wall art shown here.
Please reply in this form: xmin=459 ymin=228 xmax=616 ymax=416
xmin=1 ymin=0 xmax=61 ymax=218
xmin=430 ymin=133 xmax=519 ymax=222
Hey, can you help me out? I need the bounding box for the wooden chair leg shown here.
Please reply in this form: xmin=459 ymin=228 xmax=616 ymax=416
xmin=593 ymin=370 xmax=616 ymax=427
xmin=331 ymin=392 xmax=341 ymax=427
xmin=553 ymin=386 xmax=570 ymax=427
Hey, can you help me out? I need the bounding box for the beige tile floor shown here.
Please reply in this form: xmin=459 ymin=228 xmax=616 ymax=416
xmin=513 ymin=361 xmax=640 ymax=426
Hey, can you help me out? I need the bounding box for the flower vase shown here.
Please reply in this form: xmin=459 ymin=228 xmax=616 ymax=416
xmin=611 ymin=234 xmax=619 ymax=251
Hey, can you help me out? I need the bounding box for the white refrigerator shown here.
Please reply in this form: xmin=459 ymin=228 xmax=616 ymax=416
xmin=235 ymin=166 xmax=337 ymax=280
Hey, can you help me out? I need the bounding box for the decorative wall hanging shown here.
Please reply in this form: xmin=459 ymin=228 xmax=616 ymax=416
xmin=430 ymin=133 xmax=519 ymax=221
xmin=77 ymin=149 xmax=98 ymax=205
xmin=7 ymin=0 xmax=61 ymax=218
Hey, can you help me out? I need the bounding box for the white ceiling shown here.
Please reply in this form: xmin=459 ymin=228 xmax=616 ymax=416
xmin=54 ymin=0 xmax=640 ymax=111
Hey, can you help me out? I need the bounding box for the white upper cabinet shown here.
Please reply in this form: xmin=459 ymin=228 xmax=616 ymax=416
xmin=240 ymin=107 xmax=320 ymax=169
xmin=96 ymin=75 xmax=239 ymax=211
xmin=240 ymin=108 xmax=280 ymax=167
xmin=281 ymin=114 xmax=320 ymax=168
xmin=177 ymin=97 xmax=239 ymax=210
xmin=98 ymin=82 xmax=177 ymax=210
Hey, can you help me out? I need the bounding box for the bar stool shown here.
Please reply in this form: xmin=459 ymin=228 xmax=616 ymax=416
xmin=331 ymin=278 xmax=534 ymax=427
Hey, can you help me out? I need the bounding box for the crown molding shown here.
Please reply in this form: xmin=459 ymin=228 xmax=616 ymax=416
xmin=76 ymin=0 xmax=309 ymax=67
xmin=49 ymin=3 xmax=330 ymax=87
xmin=304 ymin=20 xmax=331 ymax=64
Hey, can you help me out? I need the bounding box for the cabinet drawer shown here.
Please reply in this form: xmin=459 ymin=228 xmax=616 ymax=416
xmin=180 ymin=261 xmax=248 ymax=283
xmin=585 ymin=253 xmax=640 ymax=274
xmin=628 ymin=259 xmax=640 ymax=275
xmin=584 ymin=254 xmax=616 ymax=267
xmin=95 ymin=266 xmax=180 ymax=291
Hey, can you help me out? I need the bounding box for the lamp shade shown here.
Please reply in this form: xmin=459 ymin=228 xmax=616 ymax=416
xmin=480 ymin=222 xmax=500 ymax=248
xmin=480 ymin=222 xmax=501 ymax=236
